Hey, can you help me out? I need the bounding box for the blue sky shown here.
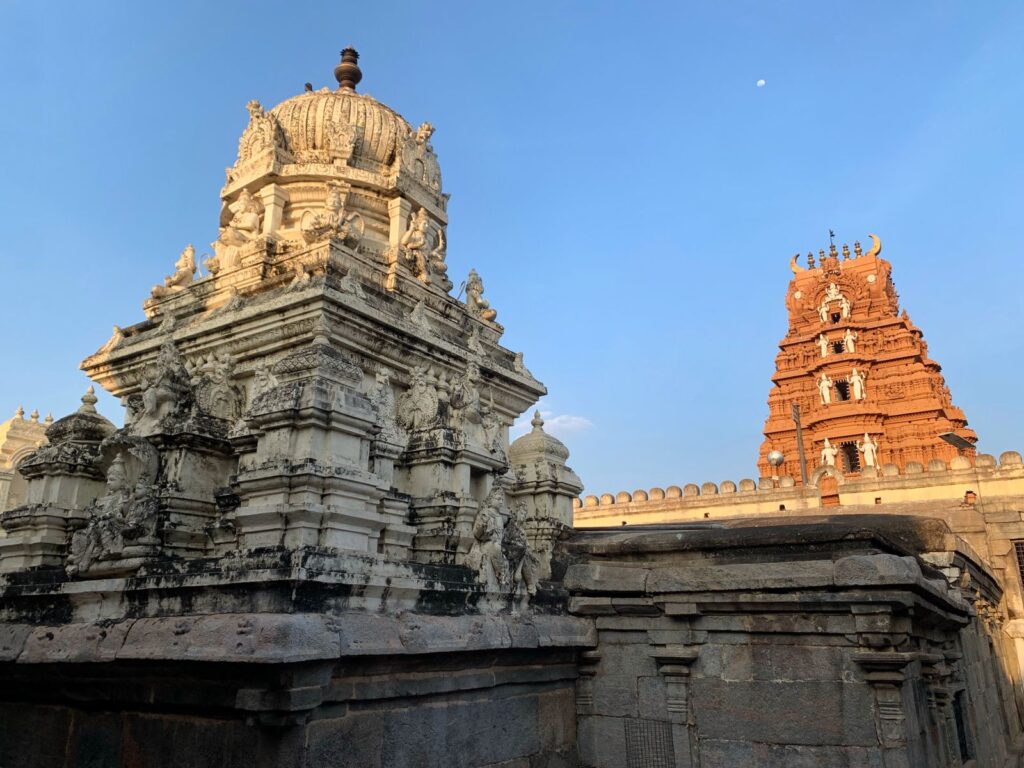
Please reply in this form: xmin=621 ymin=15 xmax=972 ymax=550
xmin=1 ymin=2 xmax=1022 ymax=494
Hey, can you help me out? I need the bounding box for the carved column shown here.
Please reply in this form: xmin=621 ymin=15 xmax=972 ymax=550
xmin=385 ymin=198 xmax=413 ymax=291
xmin=853 ymin=651 xmax=914 ymax=768
xmin=257 ymin=184 xmax=289 ymax=235
xmin=651 ymin=645 xmax=701 ymax=768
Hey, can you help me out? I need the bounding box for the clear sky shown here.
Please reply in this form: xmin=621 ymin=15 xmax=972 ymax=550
xmin=1 ymin=2 xmax=1022 ymax=495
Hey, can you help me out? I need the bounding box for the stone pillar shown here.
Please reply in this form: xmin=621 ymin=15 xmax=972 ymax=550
xmin=652 ymin=646 xmax=700 ymax=768
xmin=853 ymin=651 xmax=914 ymax=768
xmin=385 ymin=198 xmax=412 ymax=292
xmin=257 ymin=184 xmax=289 ymax=235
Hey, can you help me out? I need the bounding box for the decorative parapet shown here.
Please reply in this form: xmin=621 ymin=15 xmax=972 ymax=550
xmin=573 ymin=449 xmax=1024 ymax=527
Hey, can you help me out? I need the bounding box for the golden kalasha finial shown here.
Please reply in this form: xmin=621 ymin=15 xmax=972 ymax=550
xmin=854 ymin=241 xmax=863 ymax=257
xmin=842 ymin=244 xmax=850 ymax=260
xmin=807 ymin=252 xmax=816 ymax=268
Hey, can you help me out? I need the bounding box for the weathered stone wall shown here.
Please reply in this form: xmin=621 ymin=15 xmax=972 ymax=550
xmin=0 ymin=651 xmax=578 ymax=768
xmin=563 ymin=516 xmax=1024 ymax=768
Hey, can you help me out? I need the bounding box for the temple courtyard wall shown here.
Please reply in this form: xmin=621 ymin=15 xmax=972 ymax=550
xmin=2 ymin=514 xmax=1023 ymax=767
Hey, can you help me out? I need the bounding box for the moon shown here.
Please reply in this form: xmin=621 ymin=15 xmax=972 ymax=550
xmin=756 ymin=79 xmax=766 ymax=88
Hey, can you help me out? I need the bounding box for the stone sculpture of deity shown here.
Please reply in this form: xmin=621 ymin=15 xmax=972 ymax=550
xmin=849 ymin=368 xmax=867 ymax=401
xmin=843 ymin=328 xmax=857 ymax=353
xmin=400 ymin=208 xmax=430 ymax=281
xmin=817 ymin=334 xmax=829 ymax=358
xmin=857 ymin=433 xmax=879 ymax=467
xmin=300 ymin=185 xmax=365 ymax=246
xmin=817 ymin=372 xmax=833 ymax=405
xmin=151 ymin=245 xmax=197 ymax=299
xmin=466 ymin=487 xmax=507 ymax=589
xmin=209 ymin=189 xmax=262 ymax=273
xmin=820 ymin=437 xmax=839 ymax=467
xmin=465 ymin=269 xmax=497 ymax=322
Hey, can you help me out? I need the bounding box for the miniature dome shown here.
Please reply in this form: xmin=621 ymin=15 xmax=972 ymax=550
xmin=45 ymin=387 xmax=115 ymax=445
xmin=509 ymin=412 xmax=570 ymax=463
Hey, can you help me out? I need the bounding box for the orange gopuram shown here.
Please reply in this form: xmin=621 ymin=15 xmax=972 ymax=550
xmin=757 ymin=235 xmax=976 ymax=484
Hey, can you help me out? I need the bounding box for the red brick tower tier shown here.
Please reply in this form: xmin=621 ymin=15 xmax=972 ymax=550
xmin=757 ymin=235 xmax=976 ymax=484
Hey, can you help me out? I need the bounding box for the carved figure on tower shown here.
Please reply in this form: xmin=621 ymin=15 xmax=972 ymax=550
xmin=857 ymin=433 xmax=879 ymax=468
xmin=820 ymin=438 xmax=838 ymax=467
xmin=843 ymin=328 xmax=857 ymax=353
xmin=401 ymin=208 xmax=430 ymax=282
xmin=817 ymin=334 xmax=829 ymax=358
xmin=466 ymin=269 xmax=497 ymax=322
xmin=849 ymin=368 xmax=867 ymax=401
xmin=151 ymin=245 xmax=197 ymax=299
xmin=817 ymin=372 xmax=833 ymax=405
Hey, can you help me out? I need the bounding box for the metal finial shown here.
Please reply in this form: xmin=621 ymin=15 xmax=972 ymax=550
xmin=531 ymin=411 xmax=545 ymax=431
xmin=334 ymin=47 xmax=362 ymax=91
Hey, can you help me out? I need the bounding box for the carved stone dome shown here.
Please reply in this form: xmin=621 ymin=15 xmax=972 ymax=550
xmin=509 ymin=413 xmax=571 ymax=464
xmin=270 ymin=87 xmax=411 ymax=173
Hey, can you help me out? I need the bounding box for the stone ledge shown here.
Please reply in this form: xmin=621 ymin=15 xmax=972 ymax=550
xmin=3 ymin=612 xmax=595 ymax=665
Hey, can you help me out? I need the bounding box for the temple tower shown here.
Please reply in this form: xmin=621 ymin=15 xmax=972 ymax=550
xmin=757 ymin=235 xmax=976 ymax=485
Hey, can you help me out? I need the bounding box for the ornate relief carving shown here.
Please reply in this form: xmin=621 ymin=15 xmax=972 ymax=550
xmin=299 ymin=184 xmax=365 ymax=246
xmin=129 ymin=342 xmax=192 ymax=436
xmin=235 ymin=100 xmax=286 ymax=167
xmin=188 ymin=352 xmax=244 ymax=422
xmin=502 ymin=499 xmax=539 ymax=596
xmin=400 ymin=208 xmax=431 ymax=282
xmin=466 ymin=487 xmax=506 ymax=590
xmin=66 ymin=434 xmax=161 ymax=577
xmin=396 ymin=366 xmax=438 ymax=433
xmin=368 ymin=368 xmax=404 ymax=447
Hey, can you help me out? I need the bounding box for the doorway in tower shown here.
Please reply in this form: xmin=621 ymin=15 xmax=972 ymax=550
xmin=840 ymin=442 xmax=861 ymax=473
xmin=834 ymin=379 xmax=851 ymax=401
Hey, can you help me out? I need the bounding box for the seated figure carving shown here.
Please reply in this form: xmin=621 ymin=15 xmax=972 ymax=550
xmin=150 ymin=245 xmax=197 ymax=298
xmin=465 ymin=269 xmax=497 ymax=322
xmin=66 ymin=437 xmax=160 ymax=578
xmin=300 ymin=185 xmax=364 ymax=245
xmin=207 ymin=189 xmax=262 ymax=274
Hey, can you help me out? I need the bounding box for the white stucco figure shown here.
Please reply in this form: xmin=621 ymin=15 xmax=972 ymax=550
xmin=819 ymin=438 xmax=835 ymax=468
xmin=857 ymin=433 xmax=879 ymax=467
xmin=820 ymin=438 xmax=839 ymax=467
xmin=817 ymin=372 xmax=833 ymax=405
xmin=849 ymin=368 xmax=866 ymax=401
xmin=843 ymin=328 xmax=857 ymax=353
xmin=151 ymin=245 xmax=197 ymax=299
xmin=840 ymin=295 xmax=852 ymax=318
xmin=817 ymin=334 xmax=829 ymax=358
xmin=825 ymin=283 xmax=842 ymax=301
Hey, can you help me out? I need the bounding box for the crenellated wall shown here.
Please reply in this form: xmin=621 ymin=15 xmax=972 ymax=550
xmin=573 ymin=451 xmax=1024 ymax=528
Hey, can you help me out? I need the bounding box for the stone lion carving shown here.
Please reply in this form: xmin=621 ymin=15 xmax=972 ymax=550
xmin=502 ymin=499 xmax=539 ymax=596
xmin=129 ymin=342 xmax=192 ymax=436
xmin=466 ymin=487 xmax=507 ymax=590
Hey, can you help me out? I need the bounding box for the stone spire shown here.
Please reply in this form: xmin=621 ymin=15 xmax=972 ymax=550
xmin=334 ymin=47 xmax=362 ymax=91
